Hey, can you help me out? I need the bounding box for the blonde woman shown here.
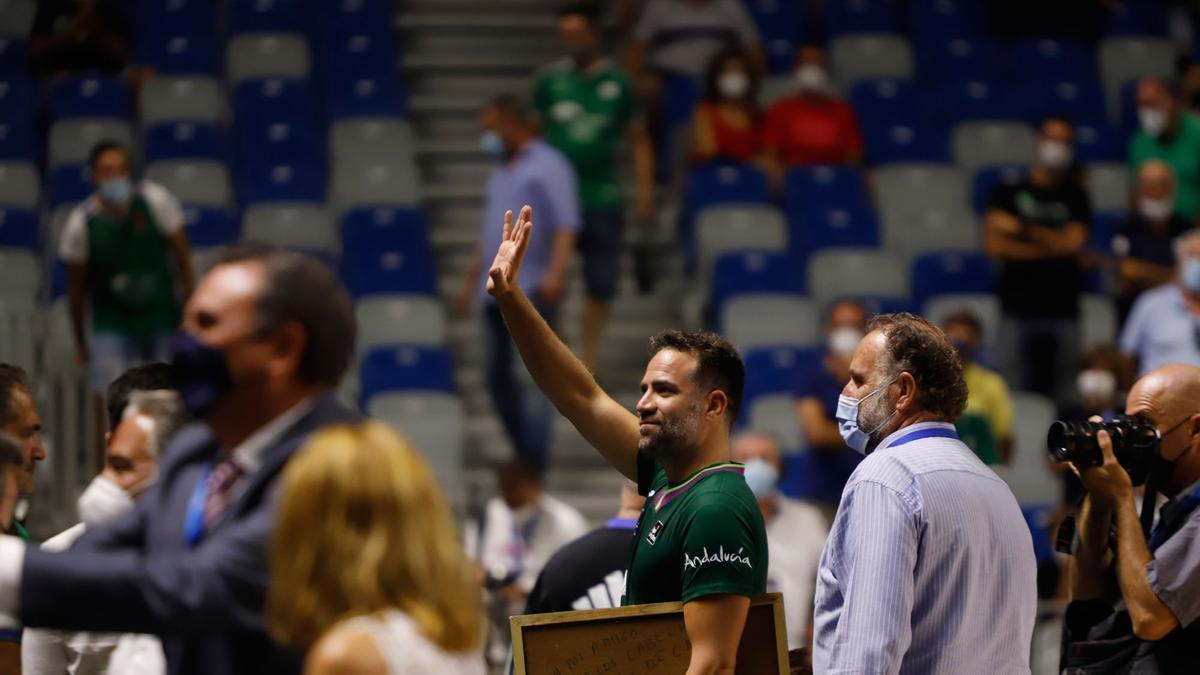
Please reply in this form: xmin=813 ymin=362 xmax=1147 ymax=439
xmin=268 ymin=421 xmax=485 ymax=674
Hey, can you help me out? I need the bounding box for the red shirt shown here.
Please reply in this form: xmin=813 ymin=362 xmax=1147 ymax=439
xmin=694 ymin=101 xmax=762 ymax=163
xmin=764 ymin=95 xmax=864 ymax=167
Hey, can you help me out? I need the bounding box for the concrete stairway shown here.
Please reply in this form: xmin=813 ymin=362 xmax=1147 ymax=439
xmin=397 ymin=0 xmax=688 ymax=523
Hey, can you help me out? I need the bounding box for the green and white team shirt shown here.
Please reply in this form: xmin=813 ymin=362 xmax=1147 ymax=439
xmin=623 ymin=452 xmax=768 ymax=605
xmin=59 ymin=181 xmax=184 ymax=337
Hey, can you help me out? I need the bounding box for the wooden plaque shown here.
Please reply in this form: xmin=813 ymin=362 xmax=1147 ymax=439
xmin=510 ymin=593 xmax=788 ymax=675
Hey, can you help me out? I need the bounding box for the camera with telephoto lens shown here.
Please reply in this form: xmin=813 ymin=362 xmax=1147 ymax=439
xmin=1046 ymin=415 xmax=1161 ymax=486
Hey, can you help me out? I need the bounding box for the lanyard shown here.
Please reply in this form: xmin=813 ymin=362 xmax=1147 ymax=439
xmin=184 ymin=463 xmax=213 ymax=547
xmin=607 ymin=517 xmax=638 ymax=531
xmin=510 ymin=512 xmax=541 ymax=574
xmin=887 ymin=426 xmax=960 ymax=448
xmin=1149 ymin=482 xmax=1200 ymax=551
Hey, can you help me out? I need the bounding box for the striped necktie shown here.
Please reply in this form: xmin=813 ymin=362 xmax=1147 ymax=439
xmin=202 ymin=459 xmax=244 ymax=527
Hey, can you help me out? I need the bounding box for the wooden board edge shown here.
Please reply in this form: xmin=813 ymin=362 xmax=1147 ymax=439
xmin=511 ymin=616 xmax=527 ymax=675
xmin=770 ymin=592 xmax=789 ymax=674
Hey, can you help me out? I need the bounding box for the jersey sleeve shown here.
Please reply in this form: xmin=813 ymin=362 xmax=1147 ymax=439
xmin=678 ymin=502 xmax=760 ymax=602
xmin=140 ymin=182 xmax=185 ymax=237
xmin=58 ymin=206 xmax=90 ymax=264
xmin=1146 ymin=509 xmax=1200 ymax=626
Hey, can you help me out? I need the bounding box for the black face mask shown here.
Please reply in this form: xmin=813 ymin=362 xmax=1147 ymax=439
xmin=169 ymin=331 xmax=232 ymax=419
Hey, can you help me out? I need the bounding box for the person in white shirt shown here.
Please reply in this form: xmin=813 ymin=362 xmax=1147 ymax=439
xmin=23 ymin=388 xmax=188 ymax=675
xmin=731 ymin=431 xmax=828 ymax=653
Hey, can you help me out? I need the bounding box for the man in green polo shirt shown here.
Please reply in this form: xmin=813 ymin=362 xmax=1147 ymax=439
xmin=532 ymin=3 xmax=655 ymax=370
xmin=486 ymin=206 xmax=767 ymax=673
xmin=62 ymin=140 xmax=195 ymax=394
xmin=1129 ymin=77 xmax=1200 ymax=221
xmin=0 ymin=365 xmax=41 ymax=661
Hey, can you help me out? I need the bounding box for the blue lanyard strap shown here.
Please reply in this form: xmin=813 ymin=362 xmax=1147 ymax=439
xmin=184 ymin=463 xmax=213 ymax=547
xmin=607 ymin=517 xmax=638 ymax=531
xmin=888 ymin=427 xmax=960 ymax=448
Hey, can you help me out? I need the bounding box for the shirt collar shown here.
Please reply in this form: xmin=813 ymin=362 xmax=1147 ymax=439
xmin=228 ymin=397 xmax=316 ymax=475
xmin=874 ymin=421 xmax=958 ymax=453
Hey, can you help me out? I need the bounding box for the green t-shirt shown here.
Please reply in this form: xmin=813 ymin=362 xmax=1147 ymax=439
xmin=533 ymin=58 xmax=638 ymax=211
xmin=1129 ymin=112 xmax=1200 ymax=219
xmin=623 ymin=453 xmax=768 ymax=605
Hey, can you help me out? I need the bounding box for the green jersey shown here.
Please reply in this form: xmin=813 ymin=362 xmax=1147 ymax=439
xmin=623 ymin=452 xmax=768 ymax=605
xmin=1129 ymin=112 xmax=1200 ymax=219
xmin=533 ymin=58 xmax=637 ymax=210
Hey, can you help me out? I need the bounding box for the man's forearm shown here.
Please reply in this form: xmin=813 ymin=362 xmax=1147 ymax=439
xmin=1112 ymin=495 xmax=1178 ymax=639
xmin=631 ymin=125 xmax=656 ymax=201
xmin=1071 ymin=495 xmax=1114 ymax=601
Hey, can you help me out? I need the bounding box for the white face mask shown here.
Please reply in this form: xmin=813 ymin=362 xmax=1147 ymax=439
xmin=1140 ymin=107 xmax=1169 ymax=137
xmin=717 ymin=71 xmax=750 ymax=100
xmin=794 ymin=64 xmax=829 ymax=93
xmin=827 ymin=326 xmax=864 ymax=359
xmin=1139 ymin=196 xmax=1174 ymax=222
xmin=76 ymin=475 xmax=135 ymax=527
xmin=1037 ymin=139 xmax=1073 ymax=171
xmin=835 ymin=377 xmax=897 ymax=455
xmin=1076 ymin=369 xmax=1117 ymax=403
xmin=742 ymin=458 xmax=779 ymax=500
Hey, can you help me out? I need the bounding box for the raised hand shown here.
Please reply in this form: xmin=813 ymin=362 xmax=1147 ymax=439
xmin=487 ymin=205 xmax=533 ymax=298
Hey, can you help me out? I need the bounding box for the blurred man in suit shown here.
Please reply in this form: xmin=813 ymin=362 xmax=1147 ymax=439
xmin=0 ymin=245 xmax=359 ymax=675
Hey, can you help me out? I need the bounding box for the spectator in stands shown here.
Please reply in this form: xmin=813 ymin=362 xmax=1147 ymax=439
xmin=1130 ymin=77 xmax=1200 ymax=222
xmin=1055 ymin=345 xmax=1124 ymax=509
xmin=475 ymin=457 xmax=587 ymax=664
xmin=0 ymin=436 xmax=20 ymax=538
xmin=63 ymin=141 xmax=195 ymax=398
xmin=30 ymin=0 xmax=132 ymax=77
xmin=794 ymin=300 xmax=868 ymax=510
xmin=627 ymin=0 xmax=763 ymax=81
xmin=534 ymin=3 xmax=655 ymax=371
xmin=269 ymin=422 xmax=485 ymax=674
xmin=524 ymin=481 xmax=645 ymax=613
xmin=23 ymin=389 xmax=188 ymax=675
xmin=690 ymin=47 xmax=763 ymax=165
xmin=1121 ymin=229 xmax=1200 ymax=376
xmin=1114 ymin=160 xmax=1191 ymax=321
xmin=0 ymin=365 xmax=44 ymax=541
xmin=985 ymin=116 xmax=1091 ymax=408
xmin=943 ymin=310 xmax=1014 ymax=464
xmin=456 ymin=96 xmax=580 ymax=470
xmin=103 ymin=362 xmax=175 ymax=438
xmin=731 ymin=431 xmax=827 ymax=653
xmin=763 ymin=46 xmax=864 ymax=173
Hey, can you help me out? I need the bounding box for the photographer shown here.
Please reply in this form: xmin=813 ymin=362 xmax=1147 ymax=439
xmin=1064 ymin=364 xmax=1200 ymax=671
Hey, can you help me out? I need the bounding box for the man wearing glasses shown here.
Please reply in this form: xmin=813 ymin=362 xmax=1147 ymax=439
xmin=1063 ymin=364 xmax=1200 ymax=671
xmin=1120 ymin=230 xmax=1200 ymax=377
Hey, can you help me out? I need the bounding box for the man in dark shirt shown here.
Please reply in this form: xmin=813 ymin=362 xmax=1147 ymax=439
xmin=30 ymin=0 xmax=132 ymax=77
xmin=985 ymin=116 xmax=1092 ymax=408
xmin=524 ymin=481 xmax=645 ymax=614
xmin=1114 ymin=159 xmax=1192 ymax=322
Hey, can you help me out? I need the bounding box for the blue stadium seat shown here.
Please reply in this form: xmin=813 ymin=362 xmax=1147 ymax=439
xmin=971 ymin=165 xmax=1026 ymax=214
xmin=182 ymin=205 xmax=239 ymax=246
xmin=745 ymin=0 xmax=810 ymax=73
xmin=785 ymin=166 xmax=870 ymax=212
xmin=236 ymin=119 xmax=322 ymax=165
xmin=318 ymin=32 xmax=397 ymax=81
xmin=0 ymin=79 xmax=33 ymax=124
xmin=863 ymin=122 xmax=950 ymax=164
xmin=1022 ymin=79 xmax=1107 ymax=125
xmin=793 ymin=205 xmax=880 ymax=254
xmin=0 ymin=118 xmax=35 ymax=161
xmin=344 ymin=244 xmax=438 ymax=298
xmin=915 ymin=36 xmax=996 ymax=85
xmin=0 ymin=207 xmax=37 ymax=249
xmin=1007 ymin=39 xmax=1094 ymax=82
xmin=855 ymin=295 xmax=916 ymax=316
xmin=1023 ymin=505 xmax=1057 ymax=565
xmin=661 ymin=74 xmax=701 ymax=131
xmin=824 ymin=0 xmax=903 ymax=36
xmin=49 ymin=164 xmax=92 ymax=208
xmin=137 ymin=0 xmax=217 ymax=37
xmin=848 ymin=78 xmax=918 ymax=127
xmin=681 ymin=162 xmax=772 ymax=262
xmin=325 ymin=75 xmax=406 ymax=119
xmin=907 ymin=0 xmax=987 ymax=39
xmin=0 ymin=37 xmax=28 ymax=75
xmin=49 ymin=73 xmax=131 ymax=120
xmin=742 ymin=346 xmax=820 ymax=406
xmin=341 ymin=207 xmax=429 ymax=261
xmin=360 ymin=346 xmax=455 ymax=406
xmin=710 ymin=251 xmax=807 ymax=313
xmin=140 ymin=33 xmax=220 ymax=75
xmin=1103 ymin=1 xmax=1169 ymax=37
xmin=233 ymin=78 xmax=320 ymax=126
xmin=910 ymin=250 xmax=994 ymax=307
xmin=1090 ymin=209 xmax=1124 ymax=255
xmin=1118 ymin=79 xmax=1141 ymax=141
xmin=236 ymin=161 xmax=324 ymax=206
xmin=314 ymin=0 xmax=392 ymax=37
xmin=227 ymin=0 xmax=305 ymax=34
xmin=1074 ymin=119 xmax=1121 ymax=162
xmin=931 ymin=80 xmax=1022 ymax=125
xmin=144 ymin=121 xmax=228 ymax=162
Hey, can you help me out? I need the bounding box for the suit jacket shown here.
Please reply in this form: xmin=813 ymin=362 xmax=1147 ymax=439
xmin=19 ymin=392 xmax=360 ymax=675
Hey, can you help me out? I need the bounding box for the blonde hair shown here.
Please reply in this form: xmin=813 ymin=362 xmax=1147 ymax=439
xmin=267 ymin=421 xmax=483 ymax=652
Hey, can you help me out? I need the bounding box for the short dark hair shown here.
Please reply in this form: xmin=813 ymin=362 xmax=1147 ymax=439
xmin=89 ymin=139 xmax=128 ymax=167
xmin=486 ymin=93 xmax=537 ymax=128
xmin=942 ymin=310 xmax=982 ymax=338
xmin=868 ymin=313 xmax=968 ymax=421
xmin=702 ymin=46 xmax=759 ymax=105
xmin=648 ymin=330 xmax=745 ymax=425
xmin=215 ymin=244 xmax=355 ymax=388
xmin=105 ymin=363 xmax=176 ymax=432
xmin=0 ymin=365 xmax=28 ymax=428
xmin=559 ymin=2 xmax=600 ymax=25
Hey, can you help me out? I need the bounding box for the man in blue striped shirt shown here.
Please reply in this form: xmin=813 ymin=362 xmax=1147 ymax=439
xmin=813 ymin=313 xmax=1037 ymax=674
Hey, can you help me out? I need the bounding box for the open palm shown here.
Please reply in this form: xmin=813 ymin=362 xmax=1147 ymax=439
xmin=486 ymin=205 xmax=533 ymax=298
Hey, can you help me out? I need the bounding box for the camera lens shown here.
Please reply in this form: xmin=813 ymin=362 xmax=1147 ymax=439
xmin=1046 ymin=421 xmax=1076 ymax=462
